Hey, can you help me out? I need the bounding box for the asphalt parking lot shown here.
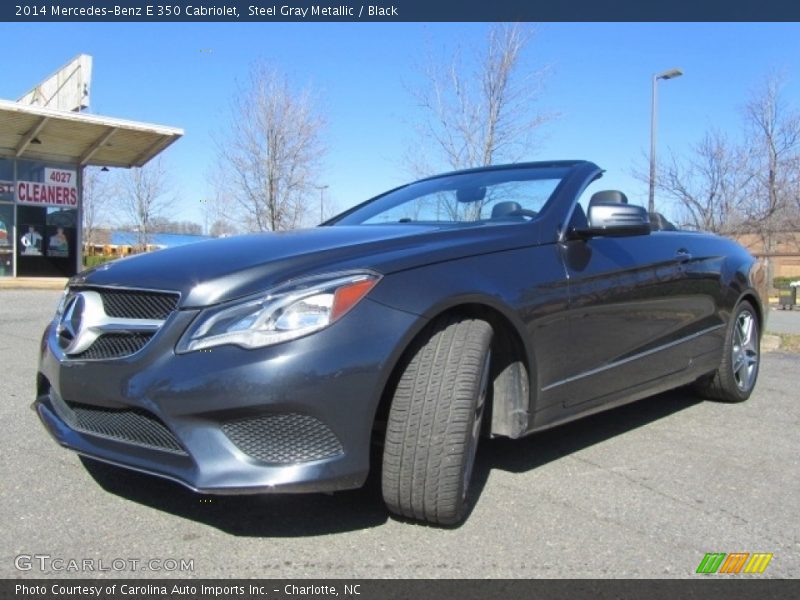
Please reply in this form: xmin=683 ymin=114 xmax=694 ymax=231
xmin=1 ymin=289 xmax=798 ymax=579
xmin=767 ymin=305 xmax=800 ymax=334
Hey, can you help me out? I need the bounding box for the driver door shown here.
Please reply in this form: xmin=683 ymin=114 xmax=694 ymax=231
xmin=549 ymin=199 xmax=695 ymax=412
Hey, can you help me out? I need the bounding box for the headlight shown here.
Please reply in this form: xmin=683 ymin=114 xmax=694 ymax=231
xmin=176 ymin=271 xmax=381 ymax=353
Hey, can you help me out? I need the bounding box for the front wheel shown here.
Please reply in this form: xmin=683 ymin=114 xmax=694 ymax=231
xmin=694 ymin=300 xmax=760 ymax=402
xmin=382 ymin=315 xmax=493 ymax=526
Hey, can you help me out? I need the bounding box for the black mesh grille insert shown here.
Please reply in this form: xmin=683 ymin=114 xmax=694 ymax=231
xmin=73 ymin=333 xmax=154 ymax=360
xmin=50 ymin=392 xmax=186 ymax=455
xmin=62 ymin=286 xmax=179 ymax=360
xmin=222 ymin=414 xmax=343 ymax=464
xmin=97 ymin=289 xmax=179 ymax=320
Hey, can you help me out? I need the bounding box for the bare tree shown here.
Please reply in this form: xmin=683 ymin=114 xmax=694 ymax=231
xmin=81 ymin=166 xmax=111 ymax=252
xmin=148 ymin=217 xmax=202 ymax=235
xmin=738 ymin=74 xmax=800 ymax=285
xmin=740 ymin=74 xmax=800 ymax=233
xmin=209 ymin=219 xmax=238 ymax=238
xmin=643 ymin=131 xmax=750 ymax=233
xmin=635 ymin=74 xmax=800 ymax=249
xmin=116 ymin=157 xmax=174 ymax=251
xmin=205 ymin=189 xmax=240 ymax=237
xmin=408 ymin=23 xmax=555 ymax=176
xmin=200 ymin=175 xmax=240 ymax=237
xmin=216 ymin=63 xmax=326 ymax=232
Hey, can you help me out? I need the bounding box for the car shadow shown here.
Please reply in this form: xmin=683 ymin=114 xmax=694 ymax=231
xmin=81 ymin=388 xmax=702 ymax=537
xmin=80 ymin=448 xmax=390 ymax=537
xmin=467 ymin=388 xmax=703 ymax=504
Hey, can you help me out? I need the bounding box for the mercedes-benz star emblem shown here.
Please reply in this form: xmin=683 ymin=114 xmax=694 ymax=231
xmin=56 ymin=294 xmax=84 ymax=351
xmin=55 ymin=291 xmax=108 ymax=355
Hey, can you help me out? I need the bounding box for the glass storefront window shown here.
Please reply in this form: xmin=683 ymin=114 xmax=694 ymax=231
xmin=0 ymin=157 xmax=12 ymax=178
xmin=0 ymin=158 xmax=13 ymax=203
xmin=1 ymin=155 xmax=15 ymax=277
xmin=16 ymin=159 xmax=75 ymax=183
xmin=8 ymin=159 xmax=81 ymax=278
xmin=46 ymin=207 xmax=77 ymax=259
xmin=0 ymin=203 xmax=13 ymax=277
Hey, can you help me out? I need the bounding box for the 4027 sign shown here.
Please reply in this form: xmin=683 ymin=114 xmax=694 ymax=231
xmin=44 ymin=168 xmax=77 ymax=187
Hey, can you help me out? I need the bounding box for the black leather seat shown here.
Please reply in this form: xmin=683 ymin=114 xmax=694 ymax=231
xmin=649 ymin=212 xmax=678 ymax=231
xmin=491 ymin=201 xmax=523 ymax=218
xmin=589 ymin=190 xmax=628 ymax=206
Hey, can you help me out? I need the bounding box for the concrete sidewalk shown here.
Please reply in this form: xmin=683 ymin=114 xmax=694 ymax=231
xmin=0 ymin=277 xmax=67 ymax=290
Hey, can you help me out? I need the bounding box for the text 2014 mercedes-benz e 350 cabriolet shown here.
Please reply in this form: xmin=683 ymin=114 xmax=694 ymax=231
xmin=35 ymin=161 xmax=762 ymax=525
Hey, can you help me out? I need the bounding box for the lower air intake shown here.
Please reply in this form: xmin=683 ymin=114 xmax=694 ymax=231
xmin=222 ymin=414 xmax=343 ymax=464
xmin=50 ymin=391 xmax=186 ymax=455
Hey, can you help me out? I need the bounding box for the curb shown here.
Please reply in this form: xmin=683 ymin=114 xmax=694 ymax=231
xmin=762 ymin=334 xmax=781 ymax=353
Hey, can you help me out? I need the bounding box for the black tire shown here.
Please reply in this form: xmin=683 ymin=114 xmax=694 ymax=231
xmin=382 ymin=315 xmax=493 ymax=526
xmin=694 ymin=300 xmax=760 ymax=403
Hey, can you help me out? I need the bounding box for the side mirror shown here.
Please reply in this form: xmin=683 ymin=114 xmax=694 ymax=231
xmin=572 ymin=202 xmax=651 ymax=238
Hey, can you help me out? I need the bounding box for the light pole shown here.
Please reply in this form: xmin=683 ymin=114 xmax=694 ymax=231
xmin=649 ymin=67 xmax=683 ymax=215
xmin=315 ymin=185 xmax=329 ymax=223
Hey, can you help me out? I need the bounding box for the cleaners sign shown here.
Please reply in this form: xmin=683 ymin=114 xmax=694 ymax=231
xmin=16 ymin=169 xmax=78 ymax=208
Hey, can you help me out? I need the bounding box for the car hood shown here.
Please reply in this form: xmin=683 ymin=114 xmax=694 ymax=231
xmin=72 ymin=224 xmax=536 ymax=307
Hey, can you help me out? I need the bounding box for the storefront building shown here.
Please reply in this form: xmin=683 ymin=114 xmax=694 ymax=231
xmin=1 ymin=158 xmax=82 ymax=277
xmin=0 ymin=99 xmax=182 ymax=279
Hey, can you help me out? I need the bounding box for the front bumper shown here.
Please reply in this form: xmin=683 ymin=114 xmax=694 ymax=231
xmin=35 ymin=297 xmax=420 ymax=494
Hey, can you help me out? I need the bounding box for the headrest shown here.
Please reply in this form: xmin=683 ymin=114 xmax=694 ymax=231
xmin=590 ymin=190 xmax=628 ymax=204
xmin=491 ymin=201 xmax=522 ymax=218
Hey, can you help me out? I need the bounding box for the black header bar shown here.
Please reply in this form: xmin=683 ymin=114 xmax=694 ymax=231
xmin=4 ymin=0 xmax=800 ymax=22
xmin=3 ymin=579 xmax=800 ymax=600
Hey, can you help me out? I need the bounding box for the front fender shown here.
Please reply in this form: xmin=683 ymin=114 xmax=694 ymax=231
xmin=370 ymin=245 xmax=571 ymax=437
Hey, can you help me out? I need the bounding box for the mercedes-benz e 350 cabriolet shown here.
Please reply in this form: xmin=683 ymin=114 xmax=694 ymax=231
xmin=35 ymin=160 xmax=762 ymax=525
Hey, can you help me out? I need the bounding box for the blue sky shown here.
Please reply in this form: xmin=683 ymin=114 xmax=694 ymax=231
xmin=2 ymin=22 xmax=799 ymax=228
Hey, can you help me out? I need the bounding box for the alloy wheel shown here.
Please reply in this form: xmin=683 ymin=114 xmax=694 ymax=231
xmin=731 ymin=309 xmax=758 ymax=392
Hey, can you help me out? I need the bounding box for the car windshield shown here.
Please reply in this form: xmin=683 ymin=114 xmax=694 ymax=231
xmin=332 ymin=165 xmax=571 ymax=226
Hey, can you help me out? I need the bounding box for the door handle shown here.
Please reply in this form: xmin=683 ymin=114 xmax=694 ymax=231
xmin=675 ymin=249 xmax=693 ymax=263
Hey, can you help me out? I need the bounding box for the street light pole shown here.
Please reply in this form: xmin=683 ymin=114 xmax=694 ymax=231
xmin=316 ymin=185 xmax=329 ymax=223
xmin=648 ymin=67 xmax=683 ymax=215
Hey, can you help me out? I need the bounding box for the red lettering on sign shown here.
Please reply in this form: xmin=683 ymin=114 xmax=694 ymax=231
xmin=16 ymin=181 xmax=78 ymax=207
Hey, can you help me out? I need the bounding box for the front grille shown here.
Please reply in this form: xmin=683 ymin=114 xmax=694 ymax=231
xmin=92 ymin=288 xmax=179 ymax=320
xmin=50 ymin=391 xmax=186 ymax=455
xmin=73 ymin=332 xmax=154 ymax=360
xmin=60 ymin=286 xmax=179 ymax=360
xmin=222 ymin=414 xmax=344 ymax=464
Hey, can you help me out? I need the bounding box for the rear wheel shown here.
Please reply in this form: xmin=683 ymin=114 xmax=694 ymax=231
xmin=694 ymin=300 xmax=760 ymax=402
xmin=382 ymin=315 xmax=493 ymax=526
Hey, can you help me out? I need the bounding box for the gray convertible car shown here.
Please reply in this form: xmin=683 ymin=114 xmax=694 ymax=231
xmin=35 ymin=160 xmax=762 ymax=525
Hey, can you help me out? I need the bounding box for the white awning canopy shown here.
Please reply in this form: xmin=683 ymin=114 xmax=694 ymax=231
xmin=0 ymin=99 xmax=183 ymax=168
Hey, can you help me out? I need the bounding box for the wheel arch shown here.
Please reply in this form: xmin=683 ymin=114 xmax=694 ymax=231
xmin=373 ymin=299 xmax=534 ymax=441
xmin=736 ymin=290 xmax=764 ymax=337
